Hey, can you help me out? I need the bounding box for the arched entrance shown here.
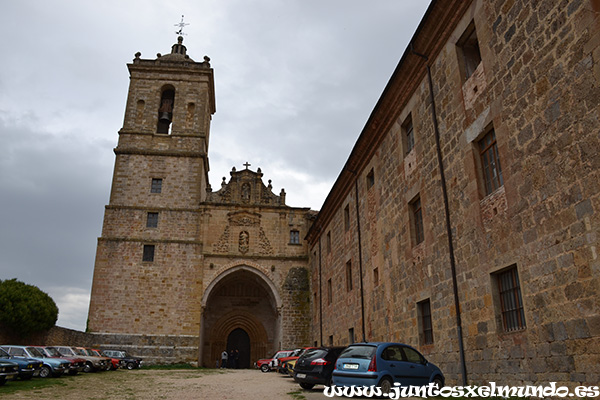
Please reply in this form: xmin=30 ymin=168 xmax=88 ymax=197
xmin=227 ymin=328 xmax=250 ymax=368
xmin=200 ymin=266 xmax=281 ymax=367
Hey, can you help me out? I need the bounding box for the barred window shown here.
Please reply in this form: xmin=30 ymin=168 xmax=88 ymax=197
xmin=495 ymin=266 xmax=526 ymax=332
xmin=142 ymin=245 xmax=155 ymax=262
xmin=479 ymin=130 xmax=503 ymax=195
xmin=403 ymin=114 xmax=415 ymax=154
xmin=418 ymin=299 xmax=434 ymax=345
xmin=147 ymin=212 xmax=159 ymax=228
xmin=411 ymin=196 xmax=424 ymax=245
xmin=151 ymin=178 xmax=163 ymax=193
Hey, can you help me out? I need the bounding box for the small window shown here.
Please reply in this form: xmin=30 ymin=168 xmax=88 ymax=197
xmin=403 ymin=114 xmax=415 ymax=154
xmin=478 ymin=129 xmax=503 ymax=195
xmin=328 ymin=335 xmax=334 ymax=346
xmin=327 ymin=278 xmax=332 ymax=305
xmin=290 ymin=230 xmax=300 ymax=244
xmin=418 ymin=299 xmax=434 ymax=345
xmin=366 ymin=168 xmax=375 ymax=189
xmin=493 ymin=266 xmax=526 ymax=332
xmin=142 ymin=244 xmax=155 ymax=262
xmin=348 ymin=328 xmax=355 ymax=344
xmin=147 ymin=212 xmax=159 ymax=228
xmin=457 ymin=22 xmax=482 ymax=80
xmin=410 ymin=196 xmax=424 ymax=245
xmin=344 ymin=204 xmax=350 ymax=232
xmin=373 ymin=267 xmax=379 ymax=287
xmin=345 ymin=260 xmax=353 ymax=292
xmin=151 ymin=178 xmax=163 ymax=193
xmin=326 ymin=231 xmax=331 ymax=254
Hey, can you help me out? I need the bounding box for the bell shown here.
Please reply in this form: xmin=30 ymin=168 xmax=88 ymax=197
xmin=159 ymin=112 xmax=171 ymax=122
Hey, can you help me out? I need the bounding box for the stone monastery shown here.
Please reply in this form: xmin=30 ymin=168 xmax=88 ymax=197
xmin=88 ymin=0 xmax=600 ymax=386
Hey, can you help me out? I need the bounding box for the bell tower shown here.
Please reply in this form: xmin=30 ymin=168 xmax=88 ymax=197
xmin=88 ymin=36 xmax=216 ymax=335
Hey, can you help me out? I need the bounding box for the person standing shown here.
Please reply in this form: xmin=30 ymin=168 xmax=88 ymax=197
xmin=221 ymin=350 xmax=228 ymax=368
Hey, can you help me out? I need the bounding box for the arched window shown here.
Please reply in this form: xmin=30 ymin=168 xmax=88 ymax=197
xmin=157 ymin=86 xmax=175 ymax=134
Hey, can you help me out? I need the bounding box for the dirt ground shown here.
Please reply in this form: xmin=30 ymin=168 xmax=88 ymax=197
xmin=1 ymin=368 xmax=334 ymax=400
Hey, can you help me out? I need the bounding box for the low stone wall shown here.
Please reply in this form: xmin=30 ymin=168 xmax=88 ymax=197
xmin=0 ymin=325 xmax=200 ymax=366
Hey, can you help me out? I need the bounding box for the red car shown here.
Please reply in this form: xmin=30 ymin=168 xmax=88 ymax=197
xmin=256 ymin=350 xmax=297 ymax=373
xmin=277 ymin=347 xmax=316 ymax=373
xmin=34 ymin=346 xmax=86 ymax=375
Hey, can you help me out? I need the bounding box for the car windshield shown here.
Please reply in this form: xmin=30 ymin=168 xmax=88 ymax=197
xmin=26 ymin=347 xmax=45 ymax=358
xmin=60 ymin=348 xmax=75 ymax=356
xmin=302 ymin=349 xmax=327 ymax=359
xmin=45 ymin=347 xmax=62 ymax=357
xmin=74 ymin=348 xmax=87 ymax=356
xmin=339 ymin=345 xmax=376 ymax=360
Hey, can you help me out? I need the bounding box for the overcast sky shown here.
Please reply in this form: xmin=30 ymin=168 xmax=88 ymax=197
xmin=0 ymin=0 xmax=430 ymax=331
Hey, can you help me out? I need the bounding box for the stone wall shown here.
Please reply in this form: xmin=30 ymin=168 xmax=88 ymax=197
xmin=309 ymin=0 xmax=600 ymax=387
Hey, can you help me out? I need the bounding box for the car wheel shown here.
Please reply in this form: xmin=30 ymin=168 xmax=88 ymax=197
xmin=260 ymin=364 xmax=270 ymax=373
xmin=378 ymin=377 xmax=393 ymax=396
xmin=126 ymin=362 xmax=135 ymax=370
xmin=299 ymin=382 xmax=315 ymax=390
xmin=432 ymin=376 xmax=444 ymax=388
xmin=39 ymin=365 xmax=51 ymax=378
xmin=83 ymin=362 xmax=93 ymax=373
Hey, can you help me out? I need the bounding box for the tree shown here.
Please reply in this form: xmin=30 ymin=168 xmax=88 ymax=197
xmin=0 ymin=279 xmax=58 ymax=336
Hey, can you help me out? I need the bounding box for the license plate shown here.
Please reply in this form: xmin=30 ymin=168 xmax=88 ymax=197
xmin=296 ymin=373 xmax=306 ymax=379
xmin=343 ymin=363 xmax=359 ymax=370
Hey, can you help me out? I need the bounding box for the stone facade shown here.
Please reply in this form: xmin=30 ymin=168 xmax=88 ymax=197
xmin=306 ymin=0 xmax=600 ymax=387
xmin=87 ymin=38 xmax=313 ymax=367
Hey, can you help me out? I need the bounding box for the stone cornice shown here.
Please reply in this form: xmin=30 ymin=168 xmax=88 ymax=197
xmin=113 ymin=148 xmax=207 ymax=158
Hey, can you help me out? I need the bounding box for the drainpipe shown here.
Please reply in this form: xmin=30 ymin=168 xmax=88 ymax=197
xmin=411 ymin=44 xmax=468 ymax=385
xmin=318 ymin=237 xmax=323 ymax=346
xmin=349 ymin=171 xmax=367 ymax=343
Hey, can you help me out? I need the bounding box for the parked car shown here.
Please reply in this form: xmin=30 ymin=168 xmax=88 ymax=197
xmin=256 ymin=350 xmax=297 ymax=372
xmin=54 ymin=346 xmax=109 ymax=372
xmin=0 ymin=347 xmax=42 ymax=380
xmin=1 ymin=345 xmax=71 ymax=378
xmin=102 ymin=349 xmax=143 ymax=370
xmin=293 ymin=346 xmax=346 ymax=389
xmin=277 ymin=347 xmax=314 ymax=374
xmin=0 ymin=360 xmax=19 ymax=386
xmin=90 ymin=349 xmax=119 ymax=370
xmin=78 ymin=347 xmax=112 ymax=371
xmin=31 ymin=346 xmax=86 ymax=375
xmin=282 ymin=358 xmax=297 ymax=376
xmin=332 ymin=342 xmax=444 ymax=394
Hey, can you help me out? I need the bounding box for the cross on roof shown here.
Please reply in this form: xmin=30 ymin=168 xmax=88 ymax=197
xmin=175 ymin=15 xmax=189 ymax=36
xmin=243 ymin=162 xmax=251 ymax=169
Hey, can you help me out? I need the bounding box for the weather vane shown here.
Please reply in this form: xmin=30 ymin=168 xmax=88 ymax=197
xmin=175 ymin=15 xmax=189 ymax=36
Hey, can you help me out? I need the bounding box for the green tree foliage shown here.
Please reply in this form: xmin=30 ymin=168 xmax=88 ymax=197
xmin=0 ymin=279 xmax=58 ymax=335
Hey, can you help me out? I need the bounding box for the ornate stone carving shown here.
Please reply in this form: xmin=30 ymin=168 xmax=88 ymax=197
xmin=239 ymin=231 xmax=249 ymax=254
xmin=213 ymin=226 xmax=230 ymax=253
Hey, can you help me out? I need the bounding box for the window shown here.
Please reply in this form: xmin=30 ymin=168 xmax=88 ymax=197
xmin=348 ymin=328 xmax=355 ymax=344
xmin=326 ymin=231 xmax=331 ymax=254
xmin=290 ymin=230 xmax=300 ymax=244
xmin=411 ymin=196 xmax=424 ymax=245
xmin=479 ymin=129 xmax=503 ymax=195
xmin=328 ymin=335 xmax=334 ymax=346
xmin=373 ymin=267 xmax=379 ymax=287
xmin=457 ymin=22 xmax=482 ymax=80
xmin=344 ymin=204 xmax=350 ymax=232
xmin=403 ymin=114 xmax=415 ymax=154
xmin=147 ymin=212 xmax=159 ymax=228
xmin=142 ymin=244 xmax=155 ymax=262
xmin=157 ymin=87 xmax=175 ymax=134
xmin=418 ymin=299 xmax=434 ymax=345
xmin=327 ymin=278 xmax=332 ymax=305
xmin=366 ymin=168 xmax=375 ymax=189
xmin=345 ymin=260 xmax=353 ymax=292
xmin=494 ymin=266 xmax=526 ymax=332
xmin=151 ymin=178 xmax=163 ymax=193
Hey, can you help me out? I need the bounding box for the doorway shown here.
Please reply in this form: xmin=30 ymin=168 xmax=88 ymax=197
xmin=227 ymin=328 xmax=250 ymax=368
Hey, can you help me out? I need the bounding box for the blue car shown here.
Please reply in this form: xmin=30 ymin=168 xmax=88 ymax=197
xmin=1 ymin=345 xmax=71 ymax=378
xmin=0 ymin=347 xmax=42 ymax=380
xmin=332 ymin=342 xmax=444 ymax=394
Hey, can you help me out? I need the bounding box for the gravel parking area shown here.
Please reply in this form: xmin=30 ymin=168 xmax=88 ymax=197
xmin=1 ymin=369 xmax=334 ymax=400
